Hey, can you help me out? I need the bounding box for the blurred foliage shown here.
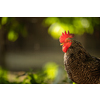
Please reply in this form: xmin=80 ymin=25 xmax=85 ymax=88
xmin=7 ymin=30 xmax=18 ymax=42
xmin=0 ymin=17 xmax=28 ymax=42
xmin=0 ymin=67 xmax=10 ymax=84
xmin=43 ymin=62 xmax=58 ymax=80
xmin=1 ymin=17 xmax=100 ymax=42
xmin=1 ymin=17 xmax=8 ymax=25
xmin=0 ymin=17 xmax=83 ymax=84
xmin=0 ymin=62 xmax=72 ymax=84
xmin=43 ymin=17 xmax=100 ymax=39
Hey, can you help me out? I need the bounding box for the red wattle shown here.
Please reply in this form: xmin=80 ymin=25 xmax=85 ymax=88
xmin=62 ymin=42 xmax=72 ymax=53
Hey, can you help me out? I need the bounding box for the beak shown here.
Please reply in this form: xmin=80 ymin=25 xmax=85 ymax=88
xmin=60 ymin=43 xmax=63 ymax=46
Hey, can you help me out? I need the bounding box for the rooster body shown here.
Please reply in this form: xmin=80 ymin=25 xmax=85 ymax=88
xmin=59 ymin=31 xmax=100 ymax=84
xmin=64 ymin=40 xmax=100 ymax=84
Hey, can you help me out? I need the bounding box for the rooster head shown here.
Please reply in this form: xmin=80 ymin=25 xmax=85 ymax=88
xmin=59 ymin=31 xmax=74 ymax=53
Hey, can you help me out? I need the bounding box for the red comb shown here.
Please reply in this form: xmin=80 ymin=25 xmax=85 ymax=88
xmin=59 ymin=31 xmax=74 ymax=43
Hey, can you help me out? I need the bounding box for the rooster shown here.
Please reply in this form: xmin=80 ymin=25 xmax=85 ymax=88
xmin=59 ymin=31 xmax=100 ymax=84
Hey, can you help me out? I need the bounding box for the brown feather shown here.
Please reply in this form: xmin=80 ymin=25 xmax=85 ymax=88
xmin=64 ymin=40 xmax=100 ymax=84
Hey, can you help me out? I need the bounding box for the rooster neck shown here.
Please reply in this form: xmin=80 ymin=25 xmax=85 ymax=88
xmin=64 ymin=40 xmax=92 ymax=67
xmin=66 ymin=40 xmax=90 ymax=57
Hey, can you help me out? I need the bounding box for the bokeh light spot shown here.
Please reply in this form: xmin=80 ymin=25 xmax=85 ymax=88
xmin=7 ymin=30 xmax=18 ymax=42
xmin=1 ymin=17 xmax=8 ymax=25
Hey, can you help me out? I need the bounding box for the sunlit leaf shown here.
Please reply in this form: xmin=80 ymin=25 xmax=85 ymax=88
xmin=34 ymin=74 xmax=38 ymax=80
xmin=73 ymin=82 xmax=76 ymax=84
xmin=43 ymin=17 xmax=59 ymax=26
xmin=43 ymin=17 xmax=97 ymax=39
xmin=48 ymin=23 xmax=65 ymax=39
xmin=80 ymin=18 xmax=90 ymax=28
xmin=43 ymin=62 xmax=59 ymax=79
xmin=7 ymin=30 xmax=18 ymax=42
xmin=1 ymin=17 xmax=8 ymax=25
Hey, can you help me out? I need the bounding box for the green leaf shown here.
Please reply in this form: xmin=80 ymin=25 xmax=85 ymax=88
xmin=1 ymin=17 xmax=8 ymax=25
xmin=7 ymin=30 xmax=18 ymax=42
